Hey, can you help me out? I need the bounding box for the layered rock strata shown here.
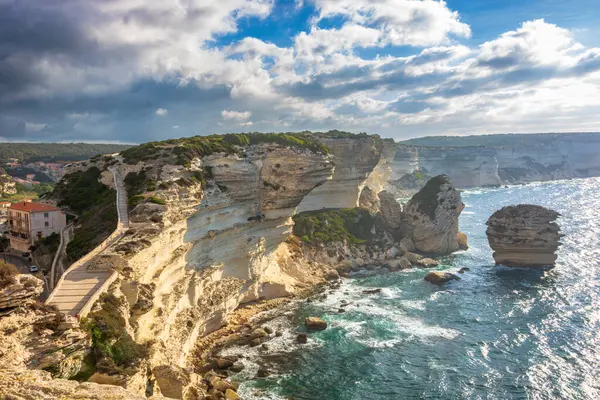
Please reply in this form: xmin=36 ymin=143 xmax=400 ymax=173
xmin=297 ymin=136 xmax=383 ymax=212
xmin=486 ymin=204 xmax=562 ymax=267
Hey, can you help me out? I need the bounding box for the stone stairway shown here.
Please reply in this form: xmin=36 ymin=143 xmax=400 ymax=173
xmin=46 ymin=167 xmax=128 ymax=316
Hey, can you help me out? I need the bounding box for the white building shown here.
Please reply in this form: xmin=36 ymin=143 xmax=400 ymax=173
xmin=8 ymin=202 xmax=67 ymax=252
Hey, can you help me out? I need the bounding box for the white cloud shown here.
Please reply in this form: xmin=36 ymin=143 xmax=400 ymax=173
xmin=478 ymin=19 xmax=583 ymax=68
xmin=311 ymin=0 xmax=471 ymax=47
xmin=172 ymin=125 xmax=179 ymax=129
xmin=221 ymin=110 xmax=252 ymax=121
xmin=156 ymin=108 xmax=169 ymax=116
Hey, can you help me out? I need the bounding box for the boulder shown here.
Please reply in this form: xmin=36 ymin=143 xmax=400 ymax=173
xmin=424 ymin=271 xmax=460 ymax=285
xmin=404 ymin=252 xmax=422 ymax=264
xmin=458 ymin=267 xmax=470 ymax=274
xmin=486 ymin=205 xmax=562 ymax=267
xmin=378 ymin=190 xmax=404 ymax=230
xmin=296 ymin=333 xmax=308 ymax=344
xmin=304 ymin=317 xmax=327 ymax=331
xmin=153 ymin=365 xmax=191 ymax=399
xmin=415 ymin=258 xmax=439 ymax=268
xmin=359 ymin=186 xmax=380 ymax=214
xmin=401 ymin=175 xmax=465 ymax=255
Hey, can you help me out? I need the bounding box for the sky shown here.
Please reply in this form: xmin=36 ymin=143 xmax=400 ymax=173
xmin=1 ymin=0 xmax=600 ymax=144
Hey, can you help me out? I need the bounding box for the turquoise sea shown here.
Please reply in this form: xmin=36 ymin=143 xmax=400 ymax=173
xmin=235 ymin=178 xmax=600 ymax=399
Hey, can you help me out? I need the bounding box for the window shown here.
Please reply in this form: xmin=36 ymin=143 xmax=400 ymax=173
xmin=44 ymin=212 xmax=49 ymax=218
xmin=45 ymin=221 xmax=49 ymax=227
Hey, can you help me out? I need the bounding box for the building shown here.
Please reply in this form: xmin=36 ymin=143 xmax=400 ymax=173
xmin=25 ymin=174 xmax=36 ymax=181
xmin=7 ymin=202 xmax=67 ymax=252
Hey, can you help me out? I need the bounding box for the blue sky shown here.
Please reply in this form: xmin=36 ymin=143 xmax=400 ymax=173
xmin=1 ymin=0 xmax=600 ymax=143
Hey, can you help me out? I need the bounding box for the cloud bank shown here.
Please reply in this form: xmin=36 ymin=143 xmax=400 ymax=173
xmin=1 ymin=0 xmax=599 ymax=142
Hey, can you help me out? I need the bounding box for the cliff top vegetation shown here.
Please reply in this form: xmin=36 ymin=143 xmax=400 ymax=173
xmin=120 ymin=130 xmax=382 ymax=165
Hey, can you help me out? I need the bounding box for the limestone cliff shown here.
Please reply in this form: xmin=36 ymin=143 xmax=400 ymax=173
xmin=297 ymin=134 xmax=383 ymax=212
xmin=29 ymin=132 xmax=368 ymax=397
xmin=486 ymin=205 xmax=562 ymax=267
xmin=410 ymin=146 xmax=502 ymax=188
xmin=390 ymin=145 xmax=418 ymax=181
xmin=400 ymin=175 xmax=465 ymax=255
xmin=395 ymin=133 xmax=600 ymax=187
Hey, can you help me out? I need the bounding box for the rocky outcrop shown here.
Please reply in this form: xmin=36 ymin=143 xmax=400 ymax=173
xmin=424 ymin=271 xmax=460 ymax=285
xmin=358 ymin=186 xmax=380 ymax=214
xmin=401 ymin=175 xmax=465 ymax=255
xmin=0 ymin=369 xmax=150 ymax=400
xmin=0 ymin=274 xmax=43 ymax=309
xmin=305 ymin=317 xmax=327 ymax=331
xmin=378 ymin=190 xmax=403 ymax=231
xmin=0 ymin=299 xmax=91 ymax=383
xmin=297 ymin=135 xmax=383 ymax=212
xmin=0 ymin=168 xmax=17 ymax=196
xmin=486 ymin=205 xmax=562 ymax=267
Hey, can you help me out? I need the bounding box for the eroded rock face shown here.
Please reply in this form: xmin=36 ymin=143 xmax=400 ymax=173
xmin=0 ymin=274 xmax=43 ymax=309
xmin=486 ymin=205 xmax=561 ymax=267
xmin=401 ymin=175 xmax=465 ymax=255
xmin=378 ymin=190 xmax=403 ymax=231
xmin=297 ymin=136 xmax=383 ymax=212
xmin=358 ymin=186 xmax=380 ymax=214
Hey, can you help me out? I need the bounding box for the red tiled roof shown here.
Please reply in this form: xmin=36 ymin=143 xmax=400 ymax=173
xmin=9 ymin=202 xmax=61 ymax=213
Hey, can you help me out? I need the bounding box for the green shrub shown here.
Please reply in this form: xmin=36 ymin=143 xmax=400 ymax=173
xmin=128 ymin=194 xmax=145 ymax=207
xmin=123 ymin=171 xmax=148 ymax=196
xmin=148 ymin=196 xmax=166 ymax=205
xmin=83 ymin=293 xmax=147 ymax=372
xmin=292 ymin=208 xmax=374 ymax=245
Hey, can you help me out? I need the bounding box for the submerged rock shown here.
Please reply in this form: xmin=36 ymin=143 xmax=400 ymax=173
xmin=402 ymin=175 xmax=465 ymax=255
xmin=304 ymin=317 xmax=327 ymax=331
xmin=486 ymin=204 xmax=562 ymax=267
xmin=424 ymin=271 xmax=460 ymax=285
xmin=296 ymin=333 xmax=308 ymax=344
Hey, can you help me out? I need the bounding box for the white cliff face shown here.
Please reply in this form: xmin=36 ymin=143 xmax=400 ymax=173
xmin=101 ymin=144 xmax=336 ymax=374
xmin=297 ymin=137 xmax=383 ymax=212
xmin=365 ymin=140 xmax=396 ymax=194
xmin=396 ymin=133 xmax=600 ymax=187
xmin=390 ymin=145 xmax=418 ymax=180
xmin=413 ymin=147 xmax=503 ymax=187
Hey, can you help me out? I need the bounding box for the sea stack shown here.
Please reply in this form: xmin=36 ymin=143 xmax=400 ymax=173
xmin=401 ymin=175 xmax=467 ymax=255
xmin=486 ymin=204 xmax=562 ymax=267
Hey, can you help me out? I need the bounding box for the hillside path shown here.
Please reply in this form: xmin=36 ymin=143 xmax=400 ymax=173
xmin=46 ymin=167 xmax=128 ymax=316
